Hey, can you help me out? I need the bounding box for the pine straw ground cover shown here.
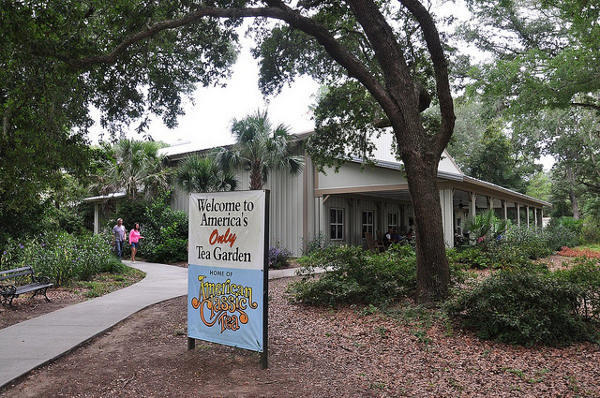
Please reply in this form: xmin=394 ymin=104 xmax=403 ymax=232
xmin=558 ymin=246 xmax=600 ymax=259
xmin=1 ymin=274 xmax=599 ymax=397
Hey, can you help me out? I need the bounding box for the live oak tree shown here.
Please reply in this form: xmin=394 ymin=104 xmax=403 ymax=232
xmin=460 ymin=0 xmax=600 ymax=220
xmin=1 ymin=0 xmax=238 ymax=239
xmin=448 ymin=98 xmax=540 ymax=194
xmin=2 ymin=0 xmax=457 ymax=303
xmin=461 ymin=0 xmax=600 ymax=114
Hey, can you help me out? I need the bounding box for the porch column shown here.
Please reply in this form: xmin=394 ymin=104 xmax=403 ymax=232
xmin=534 ymin=207 xmax=538 ymax=229
xmin=516 ymin=203 xmax=521 ymax=226
xmin=440 ymin=189 xmax=455 ymax=247
xmin=315 ymin=197 xmax=325 ymax=238
xmin=526 ymin=206 xmax=530 ymax=228
xmin=347 ymin=198 xmax=355 ymax=245
xmin=469 ymin=192 xmax=477 ymax=222
xmin=502 ymin=200 xmax=508 ymax=222
xmin=93 ymin=203 xmax=100 ymax=235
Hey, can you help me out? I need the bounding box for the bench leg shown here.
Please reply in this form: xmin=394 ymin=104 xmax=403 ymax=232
xmin=1 ymin=294 xmax=16 ymax=307
xmin=31 ymin=288 xmax=51 ymax=302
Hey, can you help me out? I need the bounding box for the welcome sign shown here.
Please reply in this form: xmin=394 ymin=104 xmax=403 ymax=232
xmin=187 ymin=190 xmax=269 ymax=355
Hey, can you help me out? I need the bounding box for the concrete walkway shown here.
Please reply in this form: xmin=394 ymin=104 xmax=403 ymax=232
xmin=0 ymin=261 xmax=301 ymax=389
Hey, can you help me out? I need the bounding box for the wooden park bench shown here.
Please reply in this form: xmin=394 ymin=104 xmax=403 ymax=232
xmin=0 ymin=266 xmax=53 ymax=307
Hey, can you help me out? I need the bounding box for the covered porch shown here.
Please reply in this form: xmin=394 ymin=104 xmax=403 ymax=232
xmin=313 ymin=155 xmax=551 ymax=249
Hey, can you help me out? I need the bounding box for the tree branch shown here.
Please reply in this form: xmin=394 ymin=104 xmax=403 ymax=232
xmin=261 ymin=0 xmax=397 ymax=117
xmin=398 ymin=0 xmax=455 ymax=153
xmin=60 ymin=7 xmax=280 ymax=69
xmin=571 ymin=102 xmax=600 ymax=112
xmin=58 ymin=3 xmax=397 ymax=125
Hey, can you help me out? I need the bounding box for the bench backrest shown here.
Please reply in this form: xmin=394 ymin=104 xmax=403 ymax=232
xmin=0 ymin=266 xmax=34 ymax=282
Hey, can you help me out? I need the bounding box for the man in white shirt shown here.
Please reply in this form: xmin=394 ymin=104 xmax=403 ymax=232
xmin=112 ymin=218 xmax=127 ymax=260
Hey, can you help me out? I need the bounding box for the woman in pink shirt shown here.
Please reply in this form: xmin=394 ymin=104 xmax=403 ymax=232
xmin=129 ymin=223 xmax=144 ymax=263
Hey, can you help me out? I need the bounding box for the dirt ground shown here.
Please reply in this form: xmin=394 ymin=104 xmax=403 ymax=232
xmin=1 ymin=258 xmax=600 ymax=397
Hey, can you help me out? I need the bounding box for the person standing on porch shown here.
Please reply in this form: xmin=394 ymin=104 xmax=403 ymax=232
xmin=112 ymin=218 xmax=127 ymax=261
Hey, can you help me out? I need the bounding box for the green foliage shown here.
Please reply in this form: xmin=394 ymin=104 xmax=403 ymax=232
xmin=214 ymin=109 xmax=304 ymax=190
xmin=141 ymin=194 xmax=188 ymax=264
xmin=446 ymin=269 xmax=596 ymax=346
xmin=448 ymin=225 xmax=555 ymax=270
xmin=504 ymin=226 xmax=553 ymax=260
xmin=554 ymin=258 xmax=600 ymax=322
xmin=301 ymin=232 xmax=332 ymax=256
xmin=1 ymin=232 xmax=122 ymax=286
xmin=545 ymin=217 xmax=583 ymax=250
xmin=465 ymin=210 xmax=507 ymax=245
xmin=462 ymin=123 xmax=539 ymax=193
xmin=448 ymin=244 xmax=531 ymax=270
xmin=90 ymin=140 xmax=171 ymax=201
xmin=580 ymin=198 xmax=600 ymax=243
xmin=525 ymin=171 xmax=552 ymax=204
xmin=288 ymin=245 xmax=416 ymax=306
xmin=1 ymin=1 xmax=238 ymax=231
xmin=0 ymin=170 xmax=91 ymax=249
xmin=462 ymin=0 xmax=600 ymax=115
xmin=175 ymin=154 xmax=238 ymax=193
xmin=116 ymin=200 xmax=150 ymax=230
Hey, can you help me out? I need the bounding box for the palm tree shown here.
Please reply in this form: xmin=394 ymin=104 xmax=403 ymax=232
xmin=175 ymin=154 xmax=237 ymax=193
xmin=91 ymin=139 xmax=170 ymax=200
xmin=214 ymin=110 xmax=305 ymax=190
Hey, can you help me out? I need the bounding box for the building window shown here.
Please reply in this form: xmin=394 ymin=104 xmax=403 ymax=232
xmin=388 ymin=213 xmax=398 ymax=231
xmin=330 ymin=208 xmax=344 ymax=240
xmin=362 ymin=210 xmax=374 ymax=238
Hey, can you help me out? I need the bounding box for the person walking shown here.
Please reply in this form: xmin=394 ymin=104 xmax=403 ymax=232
xmin=129 ymin=223 xmax=144 ymax=263
xmin=112 ymin=218 xmax=127 ymax=260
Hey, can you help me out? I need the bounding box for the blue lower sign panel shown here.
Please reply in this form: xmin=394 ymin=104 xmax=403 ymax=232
xmin=187 ymin=265 xmax=264 ymax=352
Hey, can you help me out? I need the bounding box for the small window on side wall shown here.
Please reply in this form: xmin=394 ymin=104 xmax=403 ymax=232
xmin=388 ymin=212 xmax=398 ymax=230
xmin=330 ymin=208 xmax=344 ymax=240
xmin=362 ymin=210 xmax=374 ymax=238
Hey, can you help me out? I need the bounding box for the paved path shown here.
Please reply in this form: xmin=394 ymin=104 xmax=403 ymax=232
xmin=0 ymin=261 xmax=300 ymax=389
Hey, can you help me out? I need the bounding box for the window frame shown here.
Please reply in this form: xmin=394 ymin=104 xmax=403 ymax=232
xmin=388 ymin=212 xmax=398 ymax=231
xmin=362 ymin=210 xmax=374 ymax=238
xmin=329 ymin=208 xmax=344 ymax=241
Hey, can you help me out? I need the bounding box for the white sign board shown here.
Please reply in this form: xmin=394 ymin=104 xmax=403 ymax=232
xmin=187 ymin=191 xmax=268 ymax=353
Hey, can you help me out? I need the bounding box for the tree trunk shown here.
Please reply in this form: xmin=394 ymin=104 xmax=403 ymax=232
xmin=569 ymin=190 xmax=580 ymax=220
xmin=566 ymin=166 xmax=580 ymax=219
xmin=249 ymin=162 xmax=263 ymax=190
xmin=403 ymin=152 xmax=451 ymax=304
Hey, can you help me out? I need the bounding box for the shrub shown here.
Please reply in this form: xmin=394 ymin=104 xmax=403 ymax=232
xmin=581 ymin=215 xmax=600 ymax=244
xmin=447 ymin=244 xmax=531 ymax=270
xmin=554 ymin=258 xmax=600 ymax=322
xmin=288 ymin=245 xmax=416 ymax=306
xmin=504 ymin=225 xmax=553 ymax=260
xmin=445 ymin=269 xmax=596 ymax=346
xmin=301 ymin=232 xmax=331 ymax=256
xmin=268 ymin=245 xmax=293 ymax=269
xmin=465 ymin=210 xmax=507 ymax=245
xmin=141 ymin=195 xmax=189 ymax=264
xmin=0 ymin=232 xmax=122 ymax=286
xmin=545 ymin=217 xmax=583 ymax=250
xmin=448 ymin=225 xmax=554 ymax=271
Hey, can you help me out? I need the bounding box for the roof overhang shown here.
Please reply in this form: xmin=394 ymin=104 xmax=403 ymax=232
xmin=82 ymin=192 xmax=126 ymax=203
xmin=457 ymin=176 xmax=552 ymax=208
